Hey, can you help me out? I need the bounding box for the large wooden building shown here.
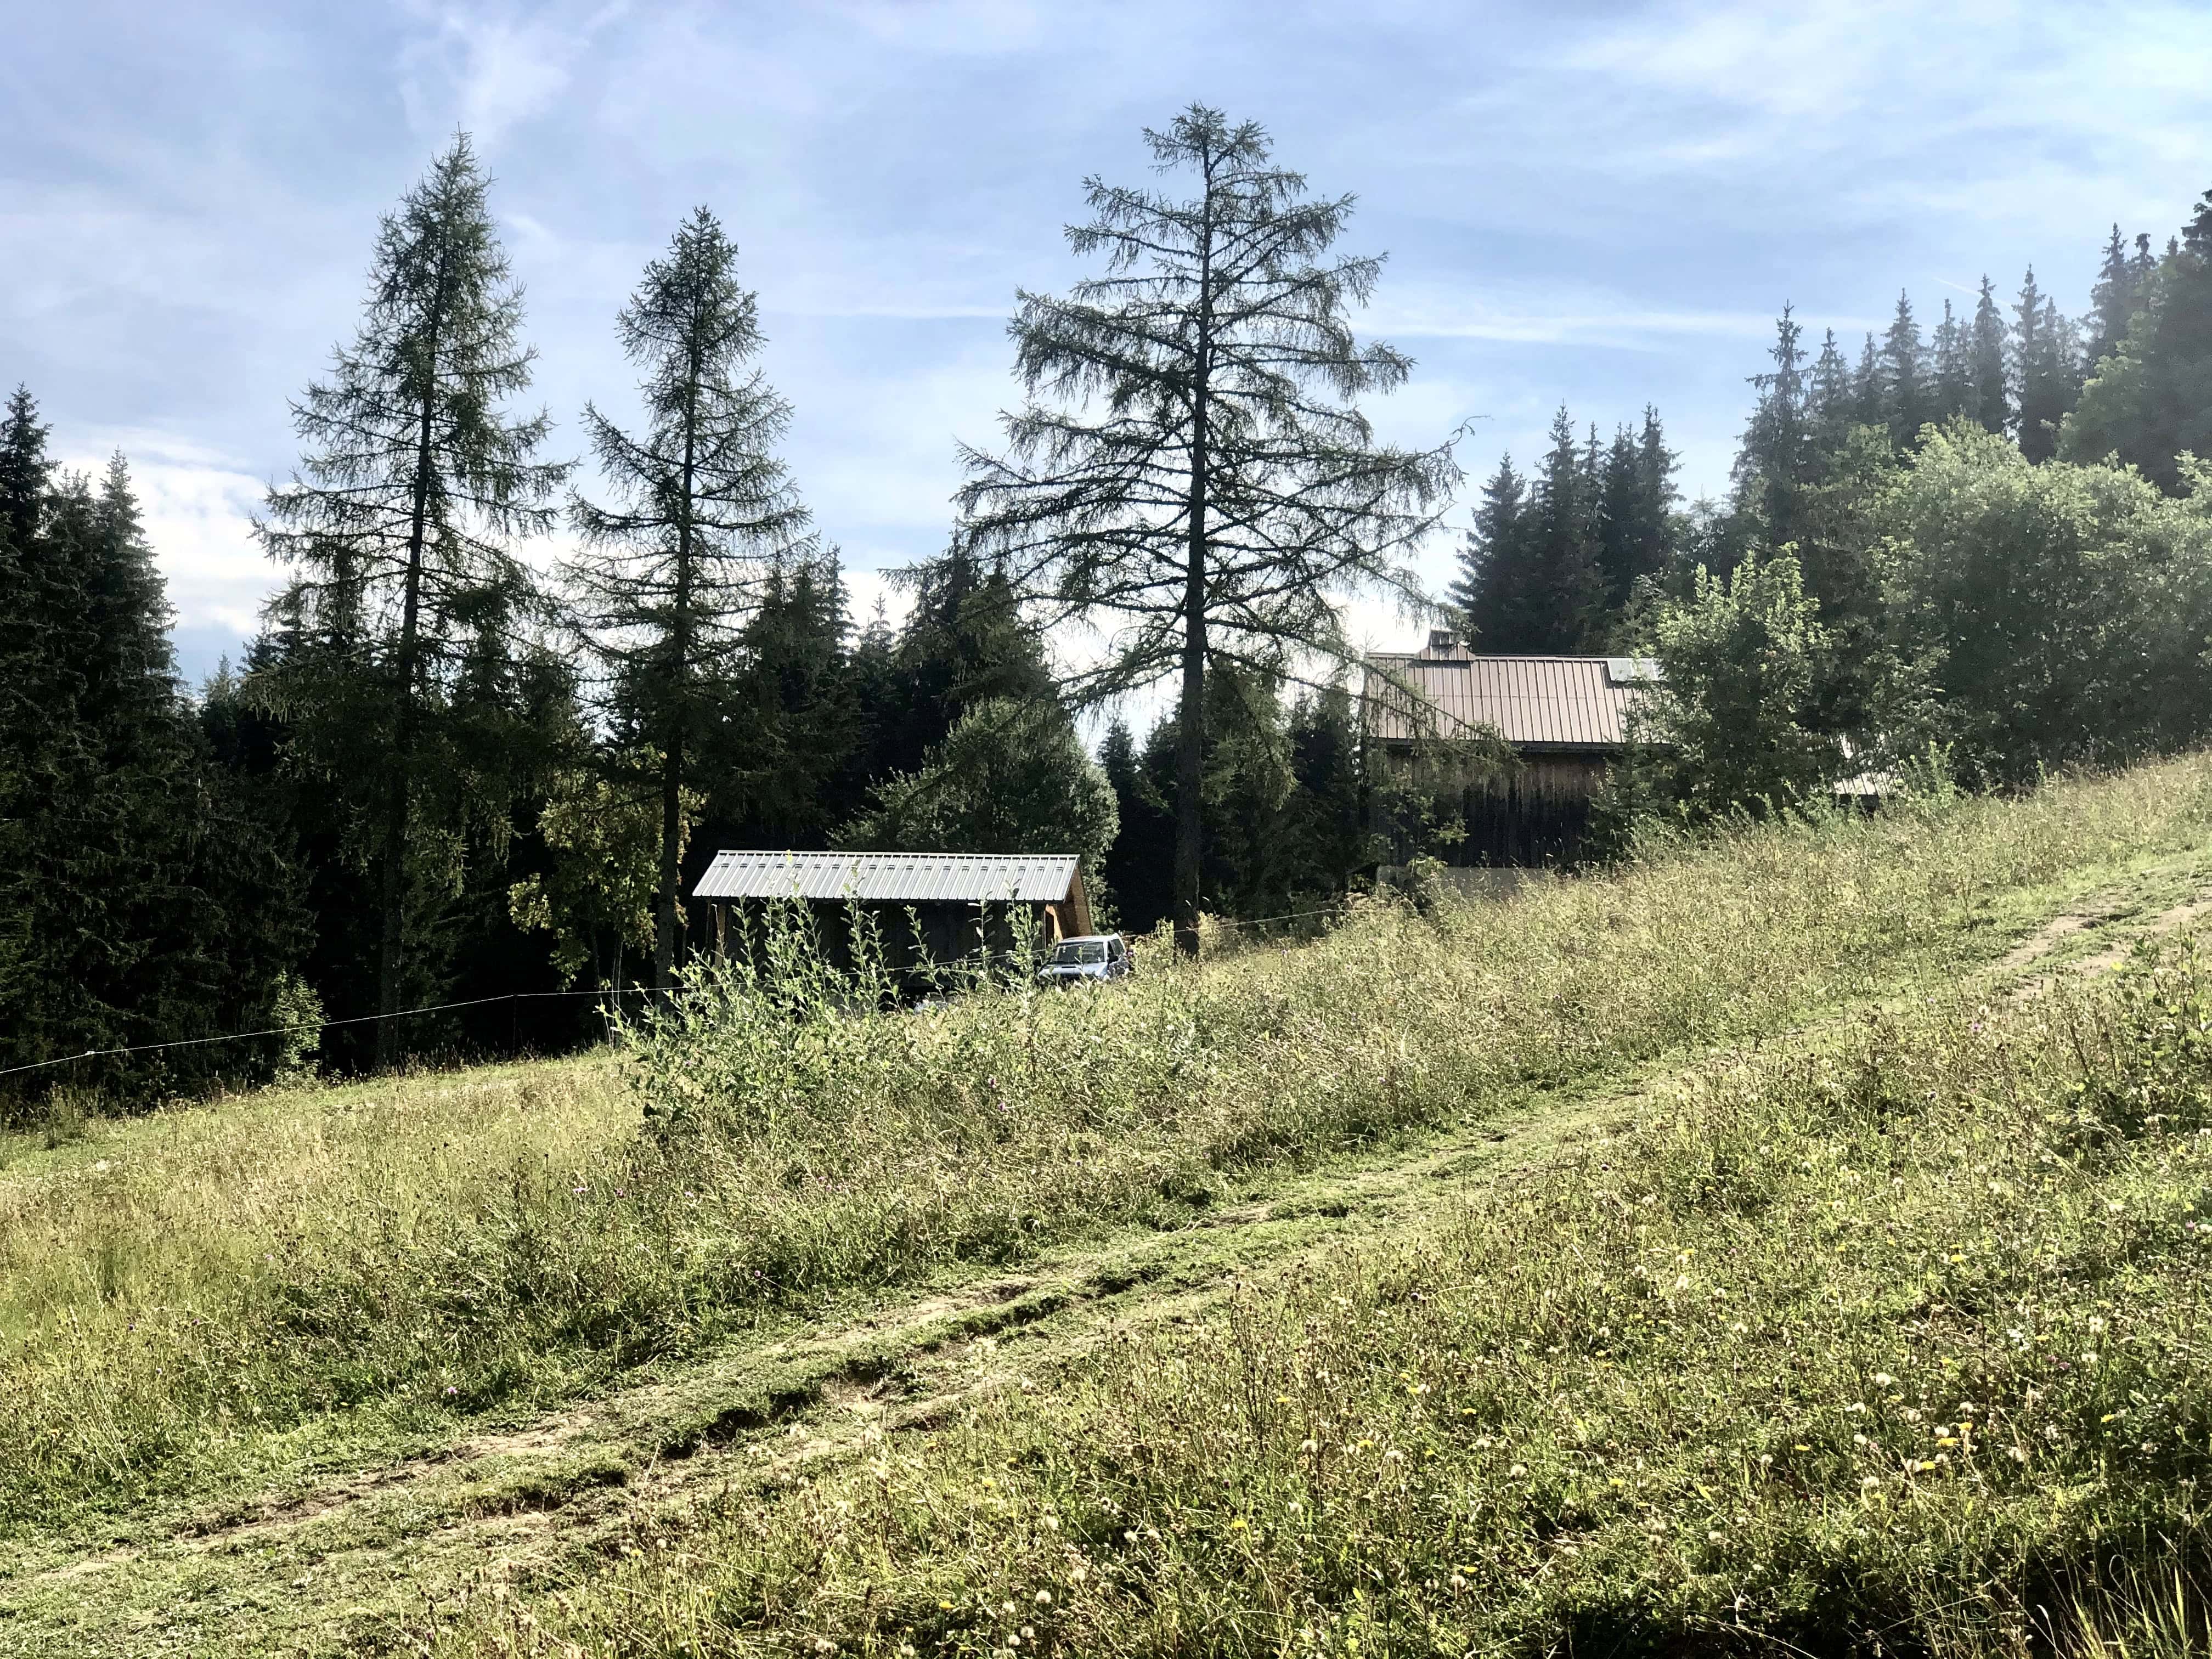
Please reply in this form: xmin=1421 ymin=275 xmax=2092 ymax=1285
xmin=1363 ymin=630 xmax=1659 ymax=868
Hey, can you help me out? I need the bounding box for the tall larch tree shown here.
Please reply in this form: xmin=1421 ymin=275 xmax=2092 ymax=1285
xmin=257 ymin=135 xmax=567 ymax=1064
xmin=565 ymin=206 xmax=810 ymax=994
xmin=956 ymin=106 xmax=1457 ymax=953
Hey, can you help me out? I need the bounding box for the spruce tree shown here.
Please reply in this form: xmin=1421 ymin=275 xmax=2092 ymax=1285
xmin=1808 ymin=329 xmax=1853 ymax=457
xmin=3 ymin=451 xmax=305 ymax=1090
xmin=956 ymin=106 xmax=1457 ymax=953
xmin=1523 ymin=407 xmax=1604 ymax=652
xmin=2087 ymin=223 xmax=2138 ymax=370
xmin=1879 ymin=290 xmax=1929 ymax=447
xmin=886 ymin=543 xmax=1054 ymax=774
xmin=564 ymin=205 xmax=809 ymax=993
xmin=2065 ymin=189 xmax=2212 ymax=492
xmin=1970 ymin=276 xmax=2010 ymax=435
xmin=2013 ymin=268 xmax=2079 ymax=462
xmin=1630 ymin=407 xmax=1680 ymax=593
xmin=256 ymin=135 xmax=566 ymax=1062
xmin=1449 ymin=454 xmax=1528 ymax=650
xmin=1596 ymin=424 xmax=1643 ymax=618
xmin=1931 ymin=298 xmax=1972 ymax=424
xmin=719 ymin=549 xmax=862 ymax=847
xmin=1850 ymin=333 xmax=1884 ymax=429
xmin=1735 ymin=307 xmax=1810 ymax=546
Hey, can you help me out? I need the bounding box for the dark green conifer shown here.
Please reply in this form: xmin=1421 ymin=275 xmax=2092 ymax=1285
xmin=1880 ymin=290 xmax=1929 ymax=447
xmin=565 ymin=205 xmax=809 ymax=992
xmin=1931 ymin=298 xmax=1971 ymax=423
xmin=1449 ymin=454 xmax=1528 ymax=650
xmin=1970 ymin=276 xmax=2010 ymax=434
xmin=257 ymin=135 xmax=566 ymax=1062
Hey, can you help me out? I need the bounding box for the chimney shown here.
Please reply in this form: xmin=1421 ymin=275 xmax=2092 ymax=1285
xmin=1427 ymin=628 xmax=1459 ymax=654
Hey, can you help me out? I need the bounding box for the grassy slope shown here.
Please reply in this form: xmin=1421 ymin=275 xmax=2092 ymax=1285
xmin=4 ymin=758 xmax=2212 ymax=1654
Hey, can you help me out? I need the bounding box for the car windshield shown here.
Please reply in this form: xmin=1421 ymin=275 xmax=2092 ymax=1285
xmin=1051 ymin=941 xmax=1107 ymax=965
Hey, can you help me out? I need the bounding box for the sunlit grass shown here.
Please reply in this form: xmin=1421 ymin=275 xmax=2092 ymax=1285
xmin=464 ymin=946 xmax=2212 ymax=1657
xmin=1 ymin=755 xmax=2209 ymax=1527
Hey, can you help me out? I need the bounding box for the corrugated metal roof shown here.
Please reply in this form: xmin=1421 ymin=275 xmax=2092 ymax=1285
xmin=693 ymin=850 xmax=1082 ymax=904
xmin=1362 ymin=653 xmax=1660 ymax=750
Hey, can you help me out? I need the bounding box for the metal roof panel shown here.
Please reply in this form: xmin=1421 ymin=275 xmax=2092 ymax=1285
xmin=693 ymin=850 xmax=1082 ymax=904
xmin=1362 ymin=654 xmax=1656 ymax=749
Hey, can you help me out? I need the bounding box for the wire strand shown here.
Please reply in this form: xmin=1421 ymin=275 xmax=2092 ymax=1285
xmin=0 ymin=987 xmax=670 ymax=1082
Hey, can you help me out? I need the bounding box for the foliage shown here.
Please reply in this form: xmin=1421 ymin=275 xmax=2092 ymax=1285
xmin=839 ymin=697 xmax=1118 ymax=875
xmin=957 ymin=104 xmax=1458 ymax=949
xmin=507 ymin=764 xmax=682 ymax=990
xmin=253 ymin=134 xmax=568 ymax=1062
xmin=1880 ymin=425 xmax=2212 ymax=786
xmin=1613 ymin=550 xmax=1858 ymax=823
xmin=1 ymin=754 xmax=2207 ymax=1522
xmin=503 ymin=943 xmax=2212 ymax=1658
xmin=0 ymin=400 xmax=307 ymax=1100
xmin=565 ymin=206 xmax=812 ymax=989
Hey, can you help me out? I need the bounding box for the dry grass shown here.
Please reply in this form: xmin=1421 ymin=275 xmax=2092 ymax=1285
xmin=1 ymin=756 xmax=2209 ymax=1534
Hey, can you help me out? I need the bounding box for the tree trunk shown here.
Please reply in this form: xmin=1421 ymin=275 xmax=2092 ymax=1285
xmin=1172 ymin=165 xmax=1217 ymax=960
xmin=375 ymin=267 xmax=447 ymax=1070
xmin=652 ymin=358 xmax=702 ymax=1004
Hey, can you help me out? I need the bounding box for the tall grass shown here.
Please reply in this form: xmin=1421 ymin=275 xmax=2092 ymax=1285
xmin=460 ymin=945 xmax=2212 ymax=1658
xmin=1 ymin=758 xmax=2208 ymax=1523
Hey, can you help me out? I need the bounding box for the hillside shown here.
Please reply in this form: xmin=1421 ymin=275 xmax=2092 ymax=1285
xmin=7 ymin=759 xmax=2212 ymax=1656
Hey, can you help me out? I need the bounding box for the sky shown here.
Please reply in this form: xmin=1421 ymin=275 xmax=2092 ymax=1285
xmin=4 ymin=0 xmax=2209 ymax=691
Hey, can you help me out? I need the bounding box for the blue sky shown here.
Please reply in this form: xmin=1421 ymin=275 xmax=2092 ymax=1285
xmin=5 ymin=0 xmax=2209 ymax=689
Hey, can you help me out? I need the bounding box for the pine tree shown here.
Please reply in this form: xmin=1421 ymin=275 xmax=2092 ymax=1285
xmin=3 ymin=452 xmax=306 ymax=1090
xmin=1850 ymin=333 xmax=1884 ymax=430
xmin=1808 ymin=329 xmax=1853 ymax=457
xmin=1880 ymin=290 xmax=1929 ymax=447
xmin=1523 ymin=407 xmax=1605 ymax=652
xmin=956 ymin=106 xmax=1457 ymax=953
xmin=2013 ymin=268 xmax=2079 ymax=462
xmin=1449 ymin=454 xmax=1528 ymax=650
xmin=2087 ymin=223 xmax=2137 ymax=370
xmin=1735 ymin=307 xmax=1810 ymax=547
xmin=564 ymin=205 xmax=809 ymax=994
xmin=1931 ymin=298 xmax=1971 ymax=424
xmin=1630 ymin=407 xmax=1680 ymax=592
xmin=719 ymin=548 xmax=862 ymax=847
xmin=256 ymin=135 xmax=566 ymax=1063
xmin=1970 ymin=276 xmax=2010 ymax=435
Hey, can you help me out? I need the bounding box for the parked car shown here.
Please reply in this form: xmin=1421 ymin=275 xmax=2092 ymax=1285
xmin=1036 ymin=933 xmax=1132 ymax=985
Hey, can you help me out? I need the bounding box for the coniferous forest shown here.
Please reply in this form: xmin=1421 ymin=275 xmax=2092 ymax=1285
xmin=8 ymin=116 xmax=2212 ymax=1101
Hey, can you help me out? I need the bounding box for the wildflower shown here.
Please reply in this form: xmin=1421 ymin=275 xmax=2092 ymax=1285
xmin=1035 ymin=1592 xmax=1051 ymax=1605
xmin=1873 ymin=1373 xmax=1895 ymax=1387
xmin=1860 ymin=1476 xmax=1880 ymax=1489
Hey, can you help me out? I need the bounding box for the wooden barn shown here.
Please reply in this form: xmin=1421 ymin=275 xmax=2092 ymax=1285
xmin=1362 ymin=630 xmax=1660 ymax=868
xmin=690 ymin=850 xmax=1094 ymax=980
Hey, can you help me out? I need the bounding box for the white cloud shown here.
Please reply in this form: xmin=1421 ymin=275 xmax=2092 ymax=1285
xmin=397 ymin=1 xmax=629 ymax=146
xmin=57 ymin=433 xmax=272 ymax=636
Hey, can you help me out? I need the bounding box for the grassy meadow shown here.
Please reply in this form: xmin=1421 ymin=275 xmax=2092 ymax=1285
xmin=7 ymin=757 xmax=2212 ymax=1654
xmin=454 ymin=934 xmax=2212 ymax=1658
